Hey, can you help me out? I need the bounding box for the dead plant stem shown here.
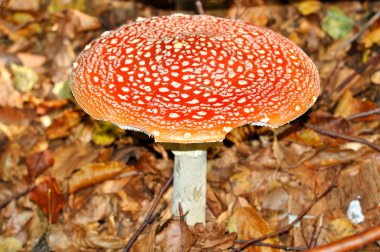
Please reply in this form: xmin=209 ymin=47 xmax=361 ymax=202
xmin=231 ymin=168 xmax=341 ymax=252
xmin=123 ymin=174 xmax=173 ymax=252
xmin=305 ymin=124 xmax=380 ymax=152
xmin=305 ymin=223 xmax=380 ymax=252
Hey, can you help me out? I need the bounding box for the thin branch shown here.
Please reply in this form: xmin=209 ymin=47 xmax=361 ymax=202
xmin=0 ymin=186 xmax=35 ymax=210
xmin=194 ymin=0 xmax=204 ymax=15
xmin=334 ymin=53 xmax=380 ymax=95
xmin=309 ymin=215 xmax=322 ymax=248
xmin=235 ymin=240 xmax=307 ymax=251
xmin=305 ymin=223 xmax=380 ymax=252
xmin=305 ymin=124 xmax=380 ymax=152
xmin=231 ymin=168 xmax=341 ymax=252
xmin=253 ymin=242 xmax=307 ymax=251
xmin=123 ymin=174 xmax=173 ymax=252
xmin=346 ymin=107 xmax=380 ymax=120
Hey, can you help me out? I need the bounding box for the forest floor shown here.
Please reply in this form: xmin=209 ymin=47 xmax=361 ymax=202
xmin=0 ymin=0 xmax=380 ymax=251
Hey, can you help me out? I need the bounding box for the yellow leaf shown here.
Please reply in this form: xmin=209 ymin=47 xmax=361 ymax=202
xmin=326 ymin=218 xmax=357 ymax=242
xmin=361 ymin=27 xmax=380 ymax=48
xmin=0 ymin=236 xmax=23 ymax=252
xmin=296 ymin=0 xmax=322 ymax=16
xmin=228 ymin=207 xmax=280 ymax=252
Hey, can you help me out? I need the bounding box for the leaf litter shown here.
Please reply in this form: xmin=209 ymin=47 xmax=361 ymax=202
xmin=0 ymin=0 xmax=380 ymax=251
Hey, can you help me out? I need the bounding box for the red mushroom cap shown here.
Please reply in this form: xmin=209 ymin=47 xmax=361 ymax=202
xmin=70 ymin=14 xmax=320 ymax=143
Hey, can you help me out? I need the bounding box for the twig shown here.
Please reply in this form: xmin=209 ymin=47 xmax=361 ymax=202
xmin=305 ymin=124 xmax=380 ymax=152
xmin=253 ymin=242 xmax=307 ymax=251
xmin=346 ymin=107 xmax=380 ymax=120
xmin=309 ymin=215 xmax=322 ymax=248
xmin=333 ymin=10 xmax=380 ymax=55
xmin=0 ymin=186 xmax=34 ymax=210
xmin=123 ymin=174 xmax=173 ymax=252
xmin=179 ymin=203 xmax=185 ymax=252
xmin=231 ymin=168 xmax=341 ymax=252
xmin=334 ymin=53 xmax=380 ymax=95
xmin=195 ymin=0 xmax=204 ymax=15
xmin=235 ymin=240 xmax=307 ymax=251
xmin=305 ymin=223 xmax=380 ymax=252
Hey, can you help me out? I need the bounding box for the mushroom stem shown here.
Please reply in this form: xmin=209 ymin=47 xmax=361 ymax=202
xmin=172 ymin=149 xmax=207 ymax=225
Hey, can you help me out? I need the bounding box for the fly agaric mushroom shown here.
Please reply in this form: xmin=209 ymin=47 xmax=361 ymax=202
xmin=70 ymin=14 xmax=320 ymax=225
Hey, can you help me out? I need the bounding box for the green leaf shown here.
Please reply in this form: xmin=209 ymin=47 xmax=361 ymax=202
xmin=92 ymin=121 xmax=124 ymax=146
xmin=322 ymin=7 xmax=354 ymax=39
xmin=11 ymin=64 xmax=38 ymax=92
xmin=53 ymin=81 xmax=73 ymax=100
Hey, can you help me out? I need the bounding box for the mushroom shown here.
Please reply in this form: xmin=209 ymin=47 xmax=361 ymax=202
xmin=70 ymin=14 xmax=320 ymax=225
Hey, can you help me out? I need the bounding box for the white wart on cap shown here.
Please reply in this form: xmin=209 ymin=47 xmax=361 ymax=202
xmin=70 ymin=14 xmax=320 ymax=143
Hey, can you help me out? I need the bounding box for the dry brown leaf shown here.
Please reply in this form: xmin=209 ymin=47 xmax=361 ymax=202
xmin=0 ymin=64 xmax=22 ymax=108
xmin=17 ymin=53 xmax=46 ymax=69
xmin=69 ymin=9 xmax=101 ymax=32
xmin=326 ymin=218 xmax=357 ymax=242
xmin=135 ymin=218 xmax=195 ymax=252
xmin=25 ymin=150 xmax=54 ymax=181
xmin=262 ymin=185 xmax=288 ymax=211
xmin=45 ymin=110 xmax=81 ymax=140
xmin=72 ymin=224 xmax=124 ymax=250
xmin=5 ymin=0 xmax=40 ymax=11
xmin=371 ymin=71 xmax=380 ymax=85
xmin=69 ymin=162 xmax=134 ymax=193
xmin=206 ymin=184 xmax=224 ymax=217
xmin=30 ymin=176 xmax=67 ymax=223
xmin=191 ymin=222 xmax=237 ymax=251
xmin=334 ymin=91 xmax=378 ymax=121
xmin=50 ymin=141 xmax=99 ymax=186
xmin=228 ymin=207 xmax=280 ymax=252
xmin=36 ymin=99 xmax=68 ymax=115
xmin=230 ymin=169 xmax=253 ymax=196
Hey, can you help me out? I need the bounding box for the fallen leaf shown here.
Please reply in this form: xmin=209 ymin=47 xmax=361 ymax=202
xmin=262 ymin=185 xmax=289 ymax=211
xmin=17 ymin=53 xmax=46 ymax=69
xmin=296 ymin=0 xmax=321 ymax=16
xmin=69 ymin=162 xmax=133 ymax=193
xmin=0 ymin=236 xmax=23 ymax=252
xmin=322 ymin=7 xmax=353 ymax=39
xmin=136 ymin=218 xmax=195 ymax=252
xmin=371 ymin=70 xmax=380 ymax=85
xmin=52 ymin=81 xmax=73 ymax=100
xmin=92 ymin=121 xmax=125 ymax=146
xmin=72 ymin=224 xmax=124 ymax=250
xmin=68 ymin=9 xmax=101 ymax=32
xmin=206 ymin=184 xmax=223 ymax=217
xmin=192 ymin=222 xmax=237 ymax=251
xmin=5 ymin=0 xmax=40 ymax=11
xmin=361 ymin=27 xmax=380 ymax=48
xmin=10 ymin=63 xmax=38 ymax=92
xmin=0 ymin=64 xmax=21 ymax=108
xmin=334 ymin=91 xmax=378 ymax=121
xmin=25 ymin=150 xmax=54 ymax=181
xmin=230 ymin=169 xmax=254 ymax=196
xmin=45 ymin=110 xmax=81 ymax=140
xmin=228 ymin=207 xmax=280 ymax=252
xmin=326 ymin=218 xmax=357 ymax=242
xmin=30 ymin=176 xmax=67 ymax=223
xmin=36 ymin=99 xmax=69 ymax=115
